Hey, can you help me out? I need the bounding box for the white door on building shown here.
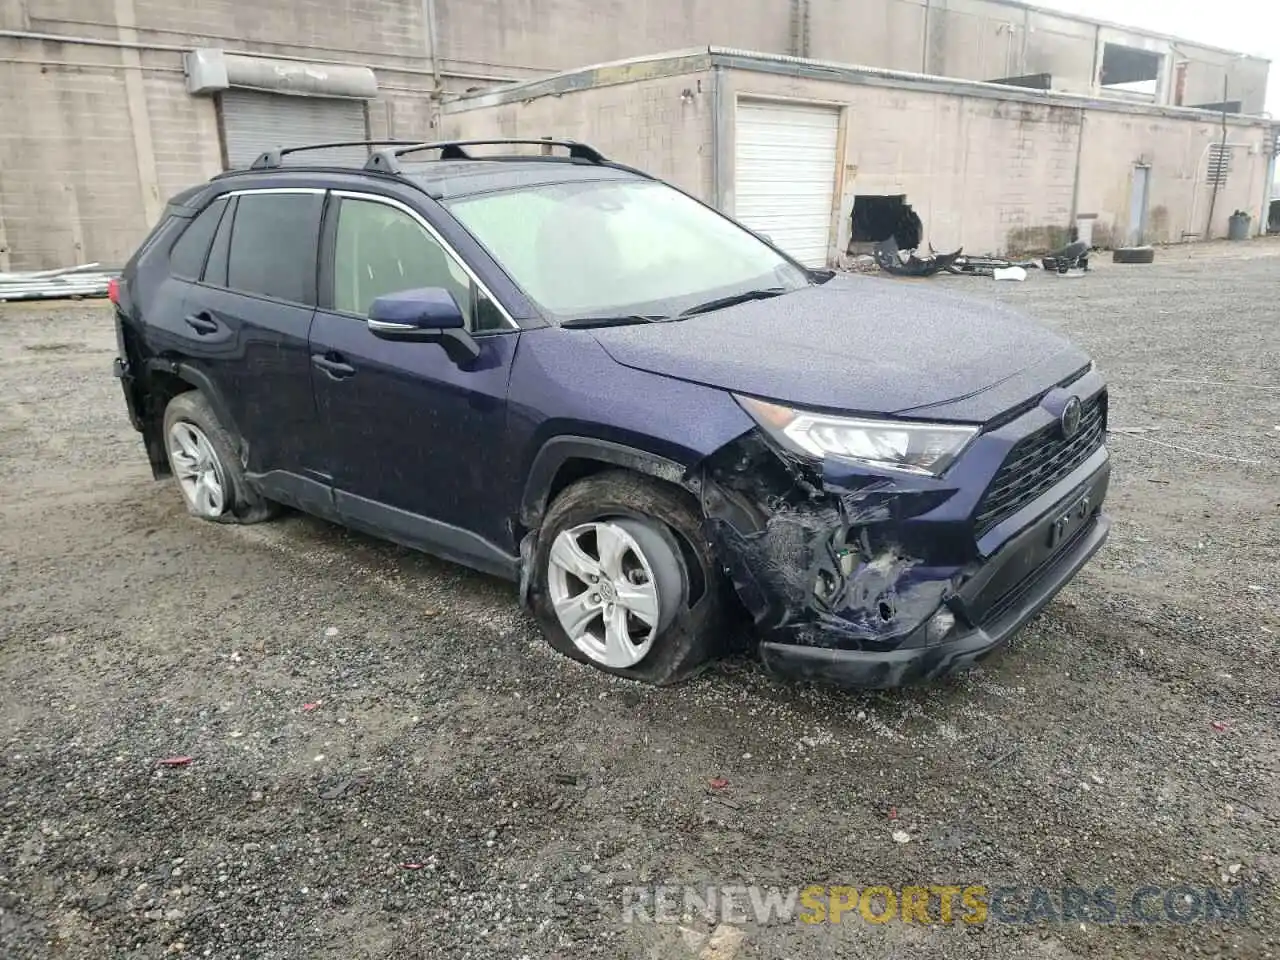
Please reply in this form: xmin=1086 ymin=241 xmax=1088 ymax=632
xmin=219 ymin=90 xmax=368 ymax=170
xmin=733 ymin=101 xmax=840 ymax=267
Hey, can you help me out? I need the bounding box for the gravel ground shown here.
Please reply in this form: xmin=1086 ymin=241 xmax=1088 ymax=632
xmin=1 ymin=241 xmax=1278 ymax=959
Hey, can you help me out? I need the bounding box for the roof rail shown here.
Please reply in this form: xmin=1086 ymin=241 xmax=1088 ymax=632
xmin=249 ymin=140 xmax=426 ymax=170
xmin=364 ymin=138 xmax=608 ymax=174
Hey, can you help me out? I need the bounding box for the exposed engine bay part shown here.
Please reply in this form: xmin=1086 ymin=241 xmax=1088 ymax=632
xmin=692 ymin=433 xmax=962 ymax=651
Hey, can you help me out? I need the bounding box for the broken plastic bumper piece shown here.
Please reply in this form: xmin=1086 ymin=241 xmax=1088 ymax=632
xmin=758 ymin=507 xmax=1110 ymax=688
xmin=698 ymin=393 xmax=1111 ymax=689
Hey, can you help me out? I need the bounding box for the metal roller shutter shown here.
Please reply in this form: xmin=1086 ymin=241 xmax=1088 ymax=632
xmin=734 ymin=101 xmax=840 ymax=267
xmin=220 ymin=90 xmax=368 ymax=169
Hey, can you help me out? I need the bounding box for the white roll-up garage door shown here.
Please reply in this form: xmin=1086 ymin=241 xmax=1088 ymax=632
xmin=734 ymin=101 xmax=840 ymax=267
xmin=220 ymin=90 xmax=368 ymax=169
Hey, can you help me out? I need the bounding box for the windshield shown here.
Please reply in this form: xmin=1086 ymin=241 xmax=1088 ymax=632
xmin=446 ymin=178 xmax=811 ymax=321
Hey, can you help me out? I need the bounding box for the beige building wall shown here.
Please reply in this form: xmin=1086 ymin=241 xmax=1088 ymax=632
xmin=1075 ymin=113 xmax=1270 ymax=246
xmin=718 ymin=69 xmax=1083 ymax=257
xmin=429 ymin=0 xmax=1270 ymax=112
xmin=444 ymin=58 xmax=1273 ymax=263
xmin=0 ymin=0 xmax=441 ymax=269
xmin=0 ymin=0 xmax=1270 ymax=268
xmin=435 ymin=0 xmax=788 ymax=79
xmin=442 ymin=70 xmax=715 ymax=200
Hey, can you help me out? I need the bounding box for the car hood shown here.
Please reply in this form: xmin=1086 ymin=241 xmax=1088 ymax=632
xmin=588 ymin=275 xmax=1092 ymax=422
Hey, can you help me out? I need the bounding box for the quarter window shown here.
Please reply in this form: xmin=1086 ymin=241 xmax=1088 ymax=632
xmin=331 ymin=197 xmax=505 ymax=332
xmin=225 ymin=192 xmax=323 ymax=304
xmin=169 ymin=197 xmax=228 ymax=280
xmin=203 ymin=196 xmax=235 ymax=287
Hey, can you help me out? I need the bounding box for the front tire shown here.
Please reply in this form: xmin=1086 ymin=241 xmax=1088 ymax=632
xmin=530 ymin=471 xmax=723 ymax=685
xmin=162 ymin=391 xmax=276 ymax=524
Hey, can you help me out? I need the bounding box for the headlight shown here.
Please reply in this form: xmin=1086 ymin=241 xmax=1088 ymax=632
xmin=736 ymin=395 xmax=979 ymax=477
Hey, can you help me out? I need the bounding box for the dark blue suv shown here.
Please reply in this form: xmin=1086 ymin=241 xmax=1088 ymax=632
xmin=111 ymin=138 xmax=1110 ymax=688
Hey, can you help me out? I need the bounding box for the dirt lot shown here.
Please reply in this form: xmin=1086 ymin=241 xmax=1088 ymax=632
xmin=2 ymin=242 xmax=1278 ymax=959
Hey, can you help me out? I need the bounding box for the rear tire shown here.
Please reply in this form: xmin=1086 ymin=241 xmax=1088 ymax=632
xmin=162 ymin=391 xmax=277 ymax=524
xmin=1112 ymin=245 xmax=1155 ymax=264
xmin=530 ymin=470 xmax=723 ymax=685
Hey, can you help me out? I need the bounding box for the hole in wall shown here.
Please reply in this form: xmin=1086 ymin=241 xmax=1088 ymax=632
xmin=849 ymin=195 xmax=923 ymax=252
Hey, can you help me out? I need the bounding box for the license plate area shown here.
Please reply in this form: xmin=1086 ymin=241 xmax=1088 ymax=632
xmin=1047 ymin=491 xmax=1094 ymax=549
xmin=958 ymin=467 xmax=1109 ymax=625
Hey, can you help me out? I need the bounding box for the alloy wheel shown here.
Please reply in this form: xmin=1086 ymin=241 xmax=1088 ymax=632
xmin=546 ymin=518 xmax=681 ymax=668
xmin=167 ymin=420 xmax=228 ymax=518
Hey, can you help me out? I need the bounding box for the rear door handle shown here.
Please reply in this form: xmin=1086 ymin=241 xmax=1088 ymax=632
xmin=311 ymin=353 xmax=356 ymax=379
xmin=183 ymin=312 xmax=219 ymax=335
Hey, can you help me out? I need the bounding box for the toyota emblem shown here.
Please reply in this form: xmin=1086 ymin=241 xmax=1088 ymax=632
xmin=1060 ymin=396 xmax=1083 ymax=439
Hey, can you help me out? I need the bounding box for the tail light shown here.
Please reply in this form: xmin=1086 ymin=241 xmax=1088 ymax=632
xmin=107 ymin=277 xmax=121 ymax=304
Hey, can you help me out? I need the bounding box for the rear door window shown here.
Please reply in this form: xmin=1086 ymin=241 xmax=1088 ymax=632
xmin=169 ymin=197 xmax=228 ymax=280
xmin=225 ymin=191 xmax=324 ymax=304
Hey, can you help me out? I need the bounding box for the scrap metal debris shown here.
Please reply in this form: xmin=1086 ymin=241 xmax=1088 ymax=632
xmin=872 ymin=236 xmax=962 ymax=277
xmin=0 ymin=263 xmax=120 ymax=302
xmin=1042 ymin=240 xmax=1090 ymax=273
xmin=872 ymin=235 xmax=1091 ymax=280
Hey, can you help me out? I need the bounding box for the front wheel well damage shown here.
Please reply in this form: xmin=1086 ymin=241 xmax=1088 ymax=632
xmin=693 ymin=432 xmax=968 ymax=650
xmin=519 ymin=453 xmax=712 ymax=611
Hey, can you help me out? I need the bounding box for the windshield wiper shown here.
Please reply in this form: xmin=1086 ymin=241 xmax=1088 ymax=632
xmin=560 ymin=315 xmax=669 ymax=329
xmin=679 ymin=287 xmax=788 ymax=318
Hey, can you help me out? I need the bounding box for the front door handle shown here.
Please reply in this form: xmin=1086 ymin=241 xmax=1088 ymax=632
xmin=184 ymin=312 xmax=219 ymax=335
xmin=311 ymin=353 xmax=356 ymax=380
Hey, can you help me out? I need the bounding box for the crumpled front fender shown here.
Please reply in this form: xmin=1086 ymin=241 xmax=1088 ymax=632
xmin=693 ymin=433 xmax=975 ymax=651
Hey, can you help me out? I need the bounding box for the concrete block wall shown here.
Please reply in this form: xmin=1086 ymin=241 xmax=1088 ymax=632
xmin=718 ymin=69 xmax=1082 ymax=257
xmin=442 ymin=72 xmax=715 ymax=200
xmin=428 ymin=0 xmax=1270 ymax=113
xmin=0 ymin=40 xmax=164 ymax=270
xmin=0 ymin=0 xmax=441 ymax=269
xmin=1075 ymin=113 xmax=1270 ymax=245
xmin=435 ymin=0 xmax=790 ymax=78
xmin=24 ymin=0 xmax=432 ymax=64
xmin=807 ymin=0 xmax=927 ymax=72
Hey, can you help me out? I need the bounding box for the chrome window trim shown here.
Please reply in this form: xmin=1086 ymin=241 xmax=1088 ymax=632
xmin=224 ymin=187 xmax=328 ymax=196
xmin=330 ymin=189 xmax=519 ymax=331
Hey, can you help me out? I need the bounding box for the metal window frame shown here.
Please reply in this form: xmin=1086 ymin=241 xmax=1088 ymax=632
xmin=329 ymin=190 xmax=519 ymax=331
xmin=195 ymin=187 xmax=328 ymax=305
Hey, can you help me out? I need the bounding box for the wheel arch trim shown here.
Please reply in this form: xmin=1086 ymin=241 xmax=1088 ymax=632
xmin=519 ymin=436 xmax=690 ymax=530
xmin=143 ymin=359 xmax=245 ymax=464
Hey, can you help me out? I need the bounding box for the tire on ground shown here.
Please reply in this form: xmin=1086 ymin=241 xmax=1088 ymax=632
xmin=1112 ymin=246 xmax=1156 ymax=264
xmin=162 ymin=391 xmax=277 ymax=524
xmin=530 ymin=469 xmax=724 ymax=686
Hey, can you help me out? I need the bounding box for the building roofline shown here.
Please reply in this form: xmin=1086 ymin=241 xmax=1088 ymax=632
xmin=442 ymin=48 xmax=713 ymax=112
xmin=972 ymin=0 xmax=1269 ymax=61
xmin=444 ymin=46 xmax=1272 ymax=128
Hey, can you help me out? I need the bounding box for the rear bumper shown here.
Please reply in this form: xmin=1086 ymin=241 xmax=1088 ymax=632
xmin=113 ymin=354 xmax=145 ymax=432
xmin=759 ymin=508 xmax=1109 ymax=688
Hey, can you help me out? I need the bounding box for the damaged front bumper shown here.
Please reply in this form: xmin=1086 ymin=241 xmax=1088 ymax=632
xmin=758 ymin=495 xmax=1109 ymax=688
xmin=696 ymin=380 xmax=1111 ymax=689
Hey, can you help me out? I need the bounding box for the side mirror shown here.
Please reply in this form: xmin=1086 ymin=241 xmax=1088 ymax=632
xmin=366 ymin=287 xmax=479 ymax=365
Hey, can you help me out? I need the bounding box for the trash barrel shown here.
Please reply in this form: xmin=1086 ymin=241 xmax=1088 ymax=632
xmin=1228 ymin=211 xmax=1252 ymax=241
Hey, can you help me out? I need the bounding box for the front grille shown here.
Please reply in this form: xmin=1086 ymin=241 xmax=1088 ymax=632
xmin=974 ymin=392 xmax=1107 ymax=535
